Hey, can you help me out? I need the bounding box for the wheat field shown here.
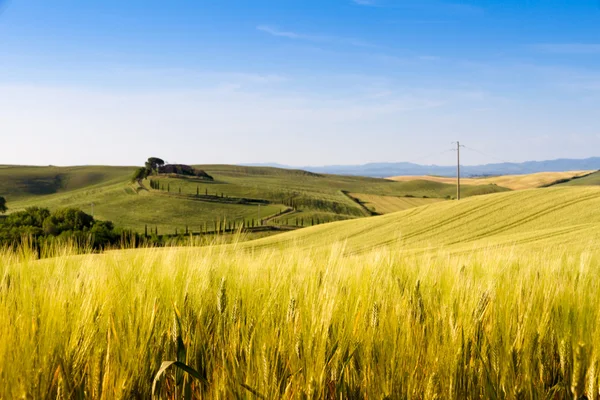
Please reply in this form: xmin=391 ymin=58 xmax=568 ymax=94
xmin=3 ymin=242 xmax=600 ymax=398
xmin=388 ymin=170 xmax=593 ymax=190
xmin=4 ymin=187 xmax=600 ymax=398
xmin=348 ymin=193 xmax=444 ymax=214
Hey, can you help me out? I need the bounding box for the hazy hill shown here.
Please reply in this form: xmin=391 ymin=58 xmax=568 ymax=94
xmin=247 ymin=157 xmax=600 ymax=178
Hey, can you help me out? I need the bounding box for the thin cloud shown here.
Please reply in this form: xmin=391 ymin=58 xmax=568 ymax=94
xmin=257 ymin=25 xmax=378 ymax=48
xmin=257 ymin=25 xmax=306 ymax=40
xmin=534 ymin=43 xmax=600 ymax=55
xmin=351 ymin=0 xmax=484 ymax=16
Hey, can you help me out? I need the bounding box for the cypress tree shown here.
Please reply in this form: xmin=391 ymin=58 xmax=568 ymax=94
xmin=205 ymin=188 xmax=208 ymax=196
xmin=145 ymin=224 xmax=148 ymax=237
xmin=168 ymin=183 xmax=170 ymax=192
xmin=186 ymin=225 xmax=188 ymax=235
xmin=196 ymin=186 xmax=199 ymax=196
xmin=179 ymin=187 xmax=181 ymax=194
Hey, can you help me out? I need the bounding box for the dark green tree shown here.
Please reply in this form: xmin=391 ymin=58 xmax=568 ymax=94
xmin=0 ymin=196 xmax=7 ymax=214
xmin=145 ymin=157 xmax=165 ymax=175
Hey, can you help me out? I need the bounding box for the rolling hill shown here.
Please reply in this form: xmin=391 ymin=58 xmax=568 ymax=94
xmin=346 ymin=193 xmax=443 ymax=214
xmin=6 ymin=176 xmax=600 ymax=399
xmin=387 ymin=170 xmax=594 ymax=190
xmin=1 ymin=164 xmax=508 ymax=233
xmin=245 ymin=186 xmax=600 ymax=254
xmin=0 ymin=165 xmax=135 ymax=200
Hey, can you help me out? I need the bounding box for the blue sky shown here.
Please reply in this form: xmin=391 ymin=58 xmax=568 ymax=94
xmin=1 ymin=0 xmax=600 ymax=166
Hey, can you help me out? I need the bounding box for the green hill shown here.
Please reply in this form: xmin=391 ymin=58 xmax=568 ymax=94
xmin=0 ymin=165 xmax=135 ymax=201
xmin=2 ymin=164 xmax=509 ymax=234
xmin=552 ymin=170 xmax=600 ymax=186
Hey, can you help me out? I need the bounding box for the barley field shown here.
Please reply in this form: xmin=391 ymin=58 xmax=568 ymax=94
xmin=3 ymin=186 xmax=600 ymax=398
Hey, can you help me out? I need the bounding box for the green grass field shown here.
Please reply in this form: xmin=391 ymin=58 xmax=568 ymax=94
xmin=1 ymin=164 xmax=508 ymax=234
xmin=555 ymin=170 xmax=600 ymax=186
xmin=3 ymin=186 xmax=600 ymax=398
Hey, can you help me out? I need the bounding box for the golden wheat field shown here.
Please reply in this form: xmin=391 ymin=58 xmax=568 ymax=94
xmin=387 ymin=170 xmax=593 ymax=190
xmin=4 ymin=187 xmax=600 ymax=398
xmin=348 ymin=193 xmax=443 ymax=214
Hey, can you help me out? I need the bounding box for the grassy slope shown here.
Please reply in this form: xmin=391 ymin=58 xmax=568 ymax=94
xmin=248 ymin=186 xmax=600 ymax=254
xmin=196 ymin=165 xmax=508 ymax=200
xmin=388 ymin=170 xmax=593 ymax=190
xmin=0 ymin=165 xmax=135 ymax=201
xmin=348 ymin=193 xmax=443 ymax=214
xmin=3 ymin=165 xmax=507 ymax=233
xmin=554 ymin=170 xmax=600 ymax=186
xmin=8 ymin=184 xmax=600 ymax=398
xmin=10 ymin=180 xmax=283 ymax=234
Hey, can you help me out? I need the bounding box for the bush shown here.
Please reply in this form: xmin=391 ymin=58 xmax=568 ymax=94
xmin=132 ymin=167 xmax=149 ymax=182
xmin=0 ymin=207 xmax=120 ymax=250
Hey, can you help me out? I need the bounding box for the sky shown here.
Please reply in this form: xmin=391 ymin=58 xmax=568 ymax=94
xmin=1 ymin=0 xmax=600 ymax=167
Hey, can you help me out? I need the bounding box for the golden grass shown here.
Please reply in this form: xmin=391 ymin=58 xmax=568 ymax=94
xmin=349 ymin=192 xmax=443 ymax=214
xmin=4 ymin=186 xmax=600 ymax=398
xmin=388 ymin=170 xmax=594 ymax=190
xmin=249 ymin=186 xmax=600 ymax=255
xmin=4 ymin=241 xmax=600 ymax=398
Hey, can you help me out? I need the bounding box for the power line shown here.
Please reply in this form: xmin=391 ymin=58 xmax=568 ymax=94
xmin=462 ymin=145 xmax=513 ymax=165
xmin=406 ymin=148 xmax=455 ymax=165
xmin=462 ymin=145 xmax=530 ymax=174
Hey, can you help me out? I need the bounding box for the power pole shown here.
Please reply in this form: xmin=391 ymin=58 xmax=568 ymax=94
xmin=452 ymin=141 xmax=465 ymax=200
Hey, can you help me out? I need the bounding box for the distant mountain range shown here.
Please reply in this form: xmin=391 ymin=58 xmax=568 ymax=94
xmin=244 ymin=157 xmax=600 ymax=178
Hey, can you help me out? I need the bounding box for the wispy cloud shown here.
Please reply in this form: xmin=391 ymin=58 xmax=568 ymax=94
xmin=350 ymin=0 xmax=484 ymax=16
xmin=257 ymin=25 xmax=377 ymax=48
xmin=533 ymin=43 xmax=600 ymax=55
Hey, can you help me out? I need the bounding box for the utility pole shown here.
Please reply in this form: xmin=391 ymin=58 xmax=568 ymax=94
xmin=452 ymin=141 xmax=465 ymax=200
xmin=91 ymin=202 xmax=95 ymax=217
